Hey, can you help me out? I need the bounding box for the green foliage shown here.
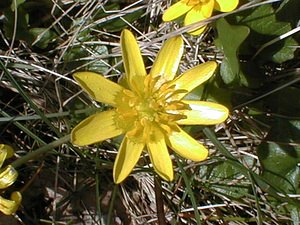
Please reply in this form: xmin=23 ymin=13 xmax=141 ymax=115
xmin=3 ymin=3 xmax=32 ymax=43
xmin=255 ymin=87 xmax=300 ymax=194
xmin=215 ymin=18 xmax=250 ymax=86
xmin=1 ymin=0 xmax=300 ymax=223
xmin=29 ymin=28 xmax=57 ymax=49
xmin=257 ymin=142 xmax=300 ymax=194
xmin=200 ymin=160 xmax=250 ymax=198
xmin=236 ymin=3 xmax=298 ymax=63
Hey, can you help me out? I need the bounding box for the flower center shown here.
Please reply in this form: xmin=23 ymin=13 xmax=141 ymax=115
xmin=115 ymin=75 xmax=189 ymax=141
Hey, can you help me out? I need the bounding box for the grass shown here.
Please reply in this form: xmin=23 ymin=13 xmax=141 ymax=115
xmin=0 ymin=0 xmax=299 ymax=224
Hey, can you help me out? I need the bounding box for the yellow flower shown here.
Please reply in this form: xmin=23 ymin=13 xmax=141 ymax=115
xmin=163 ymin=0 xmax=239 ymax=35
xmin=0 ymin=144 xmax=22 ymax=215
xmin=71 ymin=29 xmax=228 ymax=183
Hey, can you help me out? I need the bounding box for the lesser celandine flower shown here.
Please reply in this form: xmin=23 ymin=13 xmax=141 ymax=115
xmin=0 ymin=144 xmax=22 ymax=215
xmin=163 ymin=0 xmax=239 ymax=35
xmin=71 ymin=29 xmax=228 ymax=183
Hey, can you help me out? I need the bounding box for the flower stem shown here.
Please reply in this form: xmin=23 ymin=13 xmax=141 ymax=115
xmin=154 ymin=175 xmax=166 ymax=225
xmin=11 ymin=135 xmax=70 ymax=169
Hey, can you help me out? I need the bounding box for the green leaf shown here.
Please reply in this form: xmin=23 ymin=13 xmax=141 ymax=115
xmin=10 ymin=0 xmax=25 ymax=10
xmin=257 ymin=142 xmax=300 ymax=194
xmin=29 ymin=28 xmax=57 ymax=49
xmin=86 ymin=45 xmax=109 ymax=74
xmin=63 ymin=44 xmax=109 ymax=74
xmin=255 ymin=87 xmax=300 ymax=117
xmin=237 ymin=3 xmax=298 ymax=63
xmin=215 ymin=18 xmax=250 ymax=86
xmin=3 ymin=6 xmax=33 ymax=43
xmin=200 ymin=160 xmax=251 ymax=198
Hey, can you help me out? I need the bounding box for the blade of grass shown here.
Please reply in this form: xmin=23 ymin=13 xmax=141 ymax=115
xmin=176 ymin=156 xmax=201 ymax=224
xmin=0 ymin=107 xmax=98 ymax=122
xmin=0 ymin=60 xmax=61 ymax=137
xmin=248 ymin=172 xmax=263 ymax=225
xmin=0 ymin=109 xmax=46 ymax=145
xmin=11 ymin=134 xmax=70 ymax=168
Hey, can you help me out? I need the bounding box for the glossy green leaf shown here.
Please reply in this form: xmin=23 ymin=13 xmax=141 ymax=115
xmin=237 ymin=3 xmax=298 ymax=63
xmin=215 ymin=18 xmax=250 ymax=86
xmin=257 ymin=142 xmax=300 ymax=194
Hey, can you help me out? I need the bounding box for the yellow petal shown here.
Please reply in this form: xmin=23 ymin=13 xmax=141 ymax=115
xmin=113 ymin=137 xmax=144 ymax=184
xmin=150 ymin=36 xmax=184 ymax=81
xmin=176 ymin=100 xmax=229 ymax=125
xmin=184 ymin=1 xmax=213 ymax=35
xmin=0 ymin=146 xmax=8 ymax=169
xmin=166 ymin=126 xmax=208 ymax=161
xmin=170 ymin=61 xmax=217 ymax=100
xmin=0 ymin=145 xmax=14 ymax=168
xmin=147 ymin=127 xmax=173 ymax=181
xmin=0 ymin=144 xmax=14 ymax=159
xmin=121 ymin=29 xmax=147 ymax=92
xmin=71 ymin=110 xmax=124 ymax=146
xmin=0 ymin=165 xmax=18 ymax=189
xmin=73 ymin=72 xmax=124 ymax=107
xmin=201 ymin=0 xmax=215 ymax=18
xmin=215 ymin=0 xmax=239 ymax=12
xmin=162 ymin=1 xmax=193 ymax=21
xmin=0 ymin=191 xmax=22 ymax=215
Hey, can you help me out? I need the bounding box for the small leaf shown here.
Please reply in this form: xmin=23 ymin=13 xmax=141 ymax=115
xmin=29 ymin=28 xmax=57 ymax=49
xmin=215 ymin=18 xmax=250 ymax=86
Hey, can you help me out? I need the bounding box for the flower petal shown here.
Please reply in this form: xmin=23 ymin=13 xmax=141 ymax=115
xmin=0 ymin=145 xmax=9 ymax=169
xmin=73 ymin=72 xmax=124 ymax=106
xmin=147 ymin=127 xmax=173 ymax=181
xmin=167 ymin=126 xmax=208 ymax=161
xmin=0 ymin=191 xmax=22 ymax=215
xmin=71 ymin=110 xmax=124 ymax=146
xmin=0 ymin=165 xmax=18 ymax=189
xmin=184 ymin=3 xmax=212 ymax=35
xmin=176 ymin=100 xmax=229 ymax=125
xmin=201 ymin=0 xmax=215 ymax=18
xmin=150 ymin=36 xmax=184 ymax=81
xmin=113 ymin=137 xmax=144 ymax=184
xmin=215 ymin=0 xmax=239 ymax=12
xmin=0 ymin=144 xmax=14 ymax=159
xmin=121 ymin=29 xmax=147 ymax=92
xmin=170 ymin=61 xmax=217 ymax=100
xmin=162 ymin=1 xmax=193 ymax=22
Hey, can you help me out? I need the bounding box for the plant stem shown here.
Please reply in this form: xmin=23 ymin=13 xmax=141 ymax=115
xmin=154 ymin=175 xmax=166 ymax=225
xmin=11 ymin=135 xmax=70 ymax=168
xmin=107 ymin=185 xmax=118 ymax=225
